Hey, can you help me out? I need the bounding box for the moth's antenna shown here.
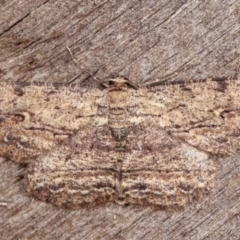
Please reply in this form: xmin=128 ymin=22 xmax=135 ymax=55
xmin=66 ymin=46 xmax=98 ymax=84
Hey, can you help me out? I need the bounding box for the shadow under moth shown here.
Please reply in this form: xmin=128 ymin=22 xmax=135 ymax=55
xmin=0 ymin=77 xmax=239 ymax=209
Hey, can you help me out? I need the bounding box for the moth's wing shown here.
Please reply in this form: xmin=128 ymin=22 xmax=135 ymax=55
xmin=122 ymin=79 xmax=240 ymax=208
xmin=160 ymin=80 xmax=240 ymax=156
xmin=136 ymin=79 xmax=240 ymax=156
xmin=25 ymin=116 xmax=118 ymax=208
xmin=0 ymin=84 xmax=103 ymax=163
xmin=121 ymin=117 xmax=215 ymax=208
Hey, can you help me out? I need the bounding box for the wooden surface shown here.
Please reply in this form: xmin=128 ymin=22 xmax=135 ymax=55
xmin=0 ymin=1 xmax=240 ymax=239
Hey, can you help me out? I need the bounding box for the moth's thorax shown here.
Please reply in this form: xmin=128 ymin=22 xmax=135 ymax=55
xmin=108 ymin=88 xmax=129 ymax=116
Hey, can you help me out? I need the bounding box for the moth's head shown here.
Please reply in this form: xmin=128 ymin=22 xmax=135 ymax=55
xmin=101 ymin=77 xmax=138 ymax=89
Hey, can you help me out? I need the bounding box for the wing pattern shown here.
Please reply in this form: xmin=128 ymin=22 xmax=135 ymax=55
xmin=0 ymin=78 xmax=239 ymax=209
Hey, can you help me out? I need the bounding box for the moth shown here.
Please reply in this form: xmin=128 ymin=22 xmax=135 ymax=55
xmin=0 ymin=77 xmax=239 ymax=209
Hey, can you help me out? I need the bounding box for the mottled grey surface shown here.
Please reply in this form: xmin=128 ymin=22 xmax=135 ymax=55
xmin=0 ymin=0 xmax=240 ymax=239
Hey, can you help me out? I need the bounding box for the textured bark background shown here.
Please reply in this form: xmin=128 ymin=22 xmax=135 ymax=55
xmin=0 ymin=1 xmax=240 ymax=239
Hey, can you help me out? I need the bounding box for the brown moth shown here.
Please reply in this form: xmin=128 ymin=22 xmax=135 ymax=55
xmin=0 ymin=77 xmax=240 ymax=209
